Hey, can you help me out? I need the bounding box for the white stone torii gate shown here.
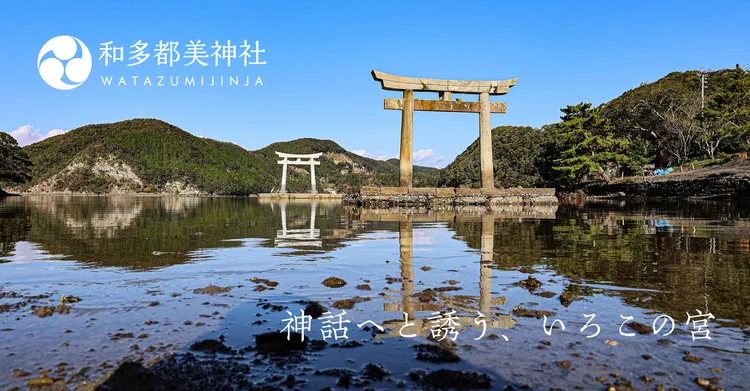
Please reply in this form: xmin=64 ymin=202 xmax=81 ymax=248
xmin=276 ymin=152 xmax=322 ymax=194
xmin=274 ymin=201 xmax=321 ymax=248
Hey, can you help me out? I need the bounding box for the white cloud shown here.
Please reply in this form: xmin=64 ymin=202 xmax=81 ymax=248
xmin=413 ymin=231 xmax=435 ymax=245
xmin=351 ymin=149 xmax=399 ymax=161
xmin=413 ymin=149 xmax=434 ymax=162
xmin=352 ymin=148 xmax=446 ymax=168
xmin=7 ymin=125 xmax=67 ymax=146
xmin=413 ymin=149 xmax=446 ymax=167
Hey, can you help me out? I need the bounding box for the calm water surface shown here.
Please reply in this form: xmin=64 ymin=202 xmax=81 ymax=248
xmin=0 ymin=196 xmax=748 ymax=390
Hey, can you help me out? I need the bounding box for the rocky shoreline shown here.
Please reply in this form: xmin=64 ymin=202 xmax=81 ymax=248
xmin=576 ymin=161 xmax=750 ymax=200
xmin=7 ymin=159 xmax=750 ymax=204
xmin=581 ymin=176 xmax=750 ymax=199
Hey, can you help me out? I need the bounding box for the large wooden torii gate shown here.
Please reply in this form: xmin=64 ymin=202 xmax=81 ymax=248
xmin=372 ymin=70 xmax=517 ymax=189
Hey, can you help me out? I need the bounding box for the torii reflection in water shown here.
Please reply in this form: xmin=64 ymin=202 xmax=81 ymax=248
xmin=272 ymin=201 xmax=322 ymax=248
xmin=379 ymin=213 xmax=518 ymax=338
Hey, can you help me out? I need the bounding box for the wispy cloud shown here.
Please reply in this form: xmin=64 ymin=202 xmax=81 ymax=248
xmin=351 ymin=148 xmax=446 ymax=168
xmin=414 ymin=149 xmax=444 ymax=164
xmin=351 ymin=149 xmax=399 ymax=161
xmin=7 ymin=125 xmax=67 ymax=146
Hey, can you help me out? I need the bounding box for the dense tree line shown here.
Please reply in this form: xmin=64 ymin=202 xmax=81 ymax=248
xmin=0 ymin=132 xmax=32 ymax=195
xmin=443 ymin=66 xmax=750 ymax=188
xmin=602 ymin=66 xmax=749 ymax=167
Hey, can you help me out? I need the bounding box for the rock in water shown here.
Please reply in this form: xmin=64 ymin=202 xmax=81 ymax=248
xmin=255 ymin=331 xmax=308 ymax=352
xmin=303 ymin=301 xmax=328 ymax=319
xmin=410 ymin=369 xmax=492 ymax=389
xmin=193 ymin=285 xmax=232 ymax=295
xmin=189 ymin=339 xmax=235 ymax=354
xmin=413 ymin=344 xmax=461 ymax=363
xmin=322 ymin=277 xmax=347 ymax=288
xmin=515 ymin=275 xmax=543 ymax=291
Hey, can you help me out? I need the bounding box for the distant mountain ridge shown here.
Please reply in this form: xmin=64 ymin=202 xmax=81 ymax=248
xmin=18 ymin=118 xmax=439 ymax=195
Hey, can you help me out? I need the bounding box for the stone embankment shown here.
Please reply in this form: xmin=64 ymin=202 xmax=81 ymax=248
xmin=344 ymin=186 xmax=558 ymax=207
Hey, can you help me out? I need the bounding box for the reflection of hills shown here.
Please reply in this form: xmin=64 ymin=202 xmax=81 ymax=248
xmin=351 ymin=201 xmax=750 ymax=326
xmin=0 ymin=201 xmax=31 ymax=258
xmin=0 ymin=197 xmax=397 ymax=269
xmin=2 ymin=196 xmax=750 ymax=326
xmin=448 ymin=200 xmax=750 ymax=327
xmin=30 ymin=196 xmax=143 ymax=239
xmin=1 ymin=197 xmax=283 ymax=268
xmin=159 ymin=197 xmax=203 ymax=214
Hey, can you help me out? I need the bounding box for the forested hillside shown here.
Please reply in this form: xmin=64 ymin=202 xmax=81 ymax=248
xmin=16 ymin=119 xmax=439 ymax=195
xmin=443 ymin=66 xmax=750 ymax=188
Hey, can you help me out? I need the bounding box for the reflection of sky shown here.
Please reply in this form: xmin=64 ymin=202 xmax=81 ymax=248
xmin=1 ymin=241 xmax=57 ymax=262
xmin=412 ymin=230 xmax=435 ymax=245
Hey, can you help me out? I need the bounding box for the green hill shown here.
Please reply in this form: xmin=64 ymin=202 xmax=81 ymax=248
xmin=439 ymin=125 xmax=545 ymax=188
xmin=258 ymin=138 xmax=436 ymax=175
xmin=600 ymin=68 xmax=735 ymax=126
xmin=19 ymin=118 xmax=439 ymax=195
xmin=442 ymin=67 xmax=749 ymax=188
xmin=598 ymin=68 xmax=742 ymax=165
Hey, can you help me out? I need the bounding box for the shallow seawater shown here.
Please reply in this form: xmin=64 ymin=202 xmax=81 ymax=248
xmin=0 ymin=196 xmax=748 ymax=390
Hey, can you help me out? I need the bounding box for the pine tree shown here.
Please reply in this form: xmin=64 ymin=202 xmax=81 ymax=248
xmin=548 ymin=103 xmax=632 ymax=185
xmin=704 ymin=64 xmax=750 ymax=154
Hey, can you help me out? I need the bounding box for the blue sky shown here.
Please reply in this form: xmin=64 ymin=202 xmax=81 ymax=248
xmin=1 ymin=1 xmax=748 ymax=167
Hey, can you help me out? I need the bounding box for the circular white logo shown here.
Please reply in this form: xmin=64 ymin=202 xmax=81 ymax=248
xmin=37 ymin=36 xmax=92 ymax=90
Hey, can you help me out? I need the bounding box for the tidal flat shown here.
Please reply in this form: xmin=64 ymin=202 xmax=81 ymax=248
xmin=0 ymin=196 xmax=748 ymax=390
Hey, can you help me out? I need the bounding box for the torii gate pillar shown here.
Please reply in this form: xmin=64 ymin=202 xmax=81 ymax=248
xmin=373 ymin=70 xmax=517 ymax=190
xmin=399 ymin=90 xmax=414 ymax=187
xmin=479 ymin=92 xmax=493 ymax=189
